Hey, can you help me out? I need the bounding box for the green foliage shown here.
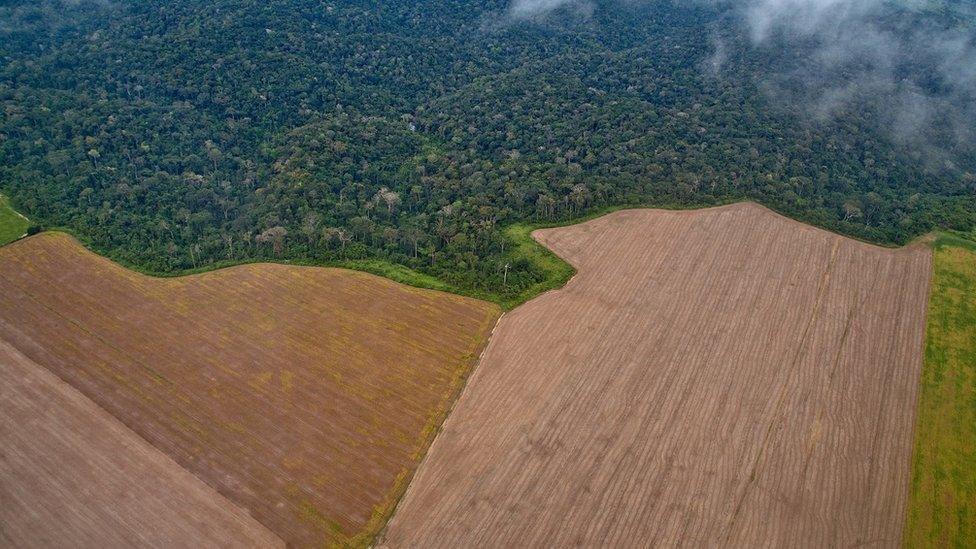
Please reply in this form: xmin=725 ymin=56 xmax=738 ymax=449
xmin=0 ymin=0 xmax=974 ymax=305
xmin=497 ymin=223 xmax=576 ymax=310
xmin=936 ymin=231 xmax=976 ymax=253
xmin=0 ymin=195 xmax=30 ymax=246
xmin=906 ymin=240 xmax=976 ymax=547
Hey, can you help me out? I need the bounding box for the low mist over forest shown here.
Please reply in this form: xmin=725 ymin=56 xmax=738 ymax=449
xmin=1 ymin=0 xmax=974 ymax=299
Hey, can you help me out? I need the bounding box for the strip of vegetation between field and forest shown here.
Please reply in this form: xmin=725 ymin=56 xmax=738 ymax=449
xmin=0 ymin=194 xmax=36 ymax=247
xmin=3 ymin=194 xmax=946 ymax=311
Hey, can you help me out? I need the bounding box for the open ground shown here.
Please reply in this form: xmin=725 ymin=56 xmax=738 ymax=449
xmin=906 ymin=235 xmax=976 ymax=547
xmin=0 ymin=232 xmax=499 ymax=547
xmin=380 ymin=202 xmax=932 ymax=547
xmin=0 ymin=339 xmax=283 ymax=548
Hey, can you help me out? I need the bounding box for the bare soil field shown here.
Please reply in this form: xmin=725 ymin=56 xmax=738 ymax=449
xmin=381 ymin=202 xmax=932 ymax=548
xmin=0 ymin=339 xmax=283 ymax=548
xmin=0 ymin=232 xmax=499 ymax=547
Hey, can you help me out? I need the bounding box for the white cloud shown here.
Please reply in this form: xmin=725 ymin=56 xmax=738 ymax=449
xmin=507 ymin=0 xmax=594 ymax=20
xmin=711 ymin=0 xmax=976 ymax=153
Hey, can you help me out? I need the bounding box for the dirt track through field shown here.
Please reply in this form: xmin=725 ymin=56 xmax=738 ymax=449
xmin=0 ymin=233 xmax=499 ymax=547
xmin=381 ymin=203 xmax=932 ymax=548
xmin=0 ymin=340 xmax=283 ymax=548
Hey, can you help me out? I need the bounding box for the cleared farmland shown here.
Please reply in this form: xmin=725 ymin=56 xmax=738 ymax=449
xmin=0 ymin=340 xmax=283 ymax=548
xmin=906 ymin=237 xmax=976 ymax=546
xmin=381 ymin=202 xmax=932 ymax=548
xmin=0 ymin=232 xmax=499 ymax=547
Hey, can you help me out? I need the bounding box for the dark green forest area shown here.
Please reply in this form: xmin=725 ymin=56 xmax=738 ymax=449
xmin=2 ymin=0 xmax=974 ymax=304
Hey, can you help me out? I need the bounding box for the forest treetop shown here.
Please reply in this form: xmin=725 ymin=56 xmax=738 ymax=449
xmin=1 ymin=0 xmax=974 ymax=303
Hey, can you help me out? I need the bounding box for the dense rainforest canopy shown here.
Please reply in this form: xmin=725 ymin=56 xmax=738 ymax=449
xmin=1 ymin=0 xmax=974 ymax=302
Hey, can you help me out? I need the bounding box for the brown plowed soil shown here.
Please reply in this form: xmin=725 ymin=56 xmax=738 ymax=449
xmin=380 ymin=203 xmax=932 ymax=548
xmin=0 ymin=340 xmax=283 ymax=548
xmin=0 ymin=233 xmax=499 ymax=547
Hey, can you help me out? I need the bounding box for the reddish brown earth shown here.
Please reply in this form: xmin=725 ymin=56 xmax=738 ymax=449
xmin=0 ymin=232 xmax=499 ymax=547
xmin=380 ymin=203 xmax=932 ymax=548
xmin=0 ymin=339 xmax=283 ymax=548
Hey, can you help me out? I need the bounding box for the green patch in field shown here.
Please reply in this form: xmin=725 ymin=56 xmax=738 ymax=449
xmin=337 ymin=258 xmax=456 ymax=294
xmin=0 ymin=195 xmax=31 ymax=246
xmin=496 ymin=223 xmax=576 ymax=310
xmin=334 ymin=216 xmax=579 ymax=311
xmin=906 ymin=237 xmax=976 ymax=548
xmin=936 ymin=231 xmax=976 ymax=253
xmin=491 ymin=201 xmax=742 ymax=310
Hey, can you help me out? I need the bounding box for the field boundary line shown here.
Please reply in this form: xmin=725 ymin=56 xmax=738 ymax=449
xmin=0 ymin=281 xmax=279 ymax=529
xmin=374 ymin=309 xmax=506 ymax=546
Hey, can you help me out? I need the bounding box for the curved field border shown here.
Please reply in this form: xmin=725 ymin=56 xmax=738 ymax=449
xmin=382 ymin=202 xmax=933 ymax=547
xmin=5 ymin=197 xmax=971 ymax=546
xmin=500 ymin=198 xmax=934 ymax=308
xmin=1 ymin=188 xmax=928 ymax=311
xmin=0 ymin=232 xmax=500 ymax=547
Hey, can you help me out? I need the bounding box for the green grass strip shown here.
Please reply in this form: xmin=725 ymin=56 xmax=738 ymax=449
xmin=905 ymin=236 xmax=976 ymax=548
xmin=0 ymin=194 xmax=30 ymax=247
